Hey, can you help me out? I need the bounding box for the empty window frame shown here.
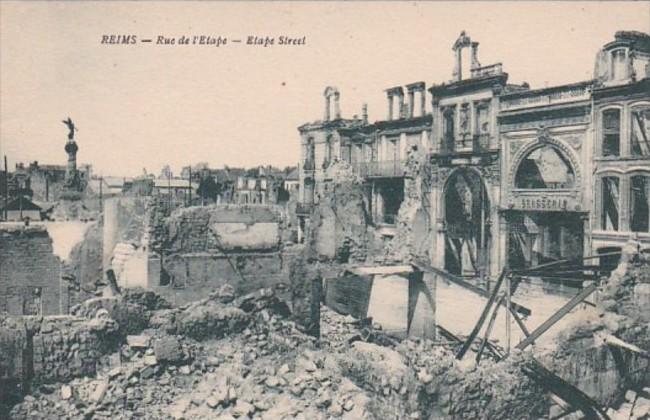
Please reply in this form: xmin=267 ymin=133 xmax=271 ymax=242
xmin=631 ymin=106 xmax=650 ymax=157
xmin=601 ymin=176 xmax=620 ymax=231
xmin=630 ymin=175 xmax=650 ymax=233
xmin=443 ymin=108 xmax=455 ymax=151
xmin=602 ymin=109 xmax=621 ymax=157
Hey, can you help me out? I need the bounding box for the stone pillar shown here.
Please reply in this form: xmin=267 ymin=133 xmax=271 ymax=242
xmin=498 ymin=212 xmax=508 ymax=271
xmin=362 ymin=103 xmax=368 ymax=124
xmin=453 ymin=48 xmax=462 ymax=81
xmin=64 ymin=139 xmax=78 ymax=187
xmin=397 ymin=93 xmax=405 ymax=119
xmin=408 ymin=90 xmax=415 ymax=118
xmin=470 ymin=42 xmax=480 ymax=70
xmin=420 ymin=91 xmax=426 ymax=117
xmin=388 ymin=95 xmax=394 ymax=120
xmin=324 ymin=96 xmax=331 ymax=121
xmin=621 ymin=176 xmax=630 ymax=231
xmin=334 ymin=92 xmax=341 ymax=119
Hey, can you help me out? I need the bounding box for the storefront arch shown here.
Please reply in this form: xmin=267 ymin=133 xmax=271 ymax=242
xmin=506 ymin=135 xmax=585 ymax=269
xmin=442 ymin=167 xmax=491 ymax=276
xmin=508 ymin=135 xmax=582 ymax=193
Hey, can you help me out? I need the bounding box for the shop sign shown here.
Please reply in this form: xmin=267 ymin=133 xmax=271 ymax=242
xmin=511 ymin=194 xmax=580 ymax=212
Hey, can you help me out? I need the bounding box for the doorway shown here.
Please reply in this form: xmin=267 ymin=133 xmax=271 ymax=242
xmin=443 ymin=169 xmax=490 ymax=276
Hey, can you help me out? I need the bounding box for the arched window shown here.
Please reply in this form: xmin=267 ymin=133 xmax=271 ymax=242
xmin=514 ymin=145 xmax=576 ymax=189
xmin=630 ymin=174 xmax=650 ymax=232
xmin=630 ymin=105 xmax=650 ymax=157
xmin=600 ymin=176 xmax=620 ymax=231
xmin=602 ymin=109 xmax=621 ymax=157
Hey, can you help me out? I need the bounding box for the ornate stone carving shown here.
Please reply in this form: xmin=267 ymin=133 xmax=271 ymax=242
xmin=507 ymin=134 xmax=583 ymax=201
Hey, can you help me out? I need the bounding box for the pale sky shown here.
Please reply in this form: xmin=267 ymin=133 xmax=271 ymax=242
xmin=1 ymin=1 xmax=649 ymax=177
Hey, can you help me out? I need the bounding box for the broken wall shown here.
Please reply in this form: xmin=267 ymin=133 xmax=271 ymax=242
xmin=149 ymin=204 xmax=296 ymax=307
xmin=0 ymin=225 xmax=62 ymax=315
xmin=102 ymin=196 xmax=150 ymax=290
xmin=383 ymin=147 xmax=433 ymax=264
xmin=0 ymin=315 xmax=119 ymax=410
xmin=166 ymin=205 xmax=282 ymax=253
xmin=308 ymin=161 xmax=372 ymax=263
xmin=64 ymin=222 xmax=104 ymax=308
xmin=540 ymin=244 xmax=650 ymax=406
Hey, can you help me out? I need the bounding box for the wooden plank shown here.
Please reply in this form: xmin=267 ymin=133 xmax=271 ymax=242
xmin=476 ymin=294 xmax=503 ymax=363
xmin=515 ymin=284 xmax=598 ymax=351
xmin=511 ymin=259 xmax=571 ymax=274
xmin=412 ymin=260 xmax=531 ymax=316
xmin=456 ymin=269 xmax=506 ymax=360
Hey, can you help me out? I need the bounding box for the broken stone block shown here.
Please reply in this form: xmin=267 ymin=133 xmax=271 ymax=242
xmin=108 ymin=367 xmax=122 ymax=380
xmin=232 ymin=400 xmax=254 ymax=417
xmin=179 ymin=365 xmax=191 ymax=375
xmin=91 ymin=381 xmax=109 ymax=404
xmin=126 ymin=335 xmax=151 ymax=349
xmin=153 ymin=336 xmax=184 ymax=364
xmin=144 ymin=355 xmax=158 ymax=366
xmin=626 ymin=390 xmax=637 ymax=402
xmin=61 ymin=384 xmax=73 ymax=400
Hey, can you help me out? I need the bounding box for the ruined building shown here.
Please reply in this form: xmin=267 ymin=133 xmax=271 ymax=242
xmin=298 ymin=30 xmax=650 ymax=275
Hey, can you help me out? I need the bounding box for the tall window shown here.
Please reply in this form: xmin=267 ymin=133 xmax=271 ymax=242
xmin=611 ymin=48 xmax=628 ymax=81
xmin=325 ymin=136 xmax=333 ymax=163
xmin=601 ymin=176 xmax=620 ymax=231
xmin=341 ymin=142 xmax=351 ymax=163
xmin=305 ymin=138 xmax=315 ymax=170
xmin=630 ymin=175 xmax=650 ymax=232
xmin=602 ymin=109 xmax=621 ymax=157
xmin=476 ymin=104 xmax=490 ymax=134
xmin=364 ymin=143 xmax=373 ymax=162
xmin=387 ymin=137 xmax=400 ymax=161
xmin=631 ymin=106 xmax=650 ymax=157
xmin=443 ymin=108 xmax=455 ymax=152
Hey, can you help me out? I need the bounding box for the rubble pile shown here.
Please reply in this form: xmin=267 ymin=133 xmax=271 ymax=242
xmin=7 ymin=282 xmax=557 ymax=420
xmin=7 ymin=250 xmax=650 ymax=419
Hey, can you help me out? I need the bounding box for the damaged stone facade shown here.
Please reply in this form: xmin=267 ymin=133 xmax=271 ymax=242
xmin=298 ymin=30 xmax=650 ymax=273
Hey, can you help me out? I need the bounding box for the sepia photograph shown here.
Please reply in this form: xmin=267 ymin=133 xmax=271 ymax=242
xmin=1 ymin=1 xmax=649 ymax=419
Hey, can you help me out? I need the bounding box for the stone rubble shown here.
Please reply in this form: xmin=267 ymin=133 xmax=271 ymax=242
xmin=6 ymin=279 xmax=649 ymax=420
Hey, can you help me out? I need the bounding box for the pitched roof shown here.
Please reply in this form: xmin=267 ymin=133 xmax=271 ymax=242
xmin=285 ymin=168 xmax=300 ymax=181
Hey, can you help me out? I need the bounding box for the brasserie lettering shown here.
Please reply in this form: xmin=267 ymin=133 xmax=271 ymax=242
xmin=520 ymin=197 xmax=568 ymax=210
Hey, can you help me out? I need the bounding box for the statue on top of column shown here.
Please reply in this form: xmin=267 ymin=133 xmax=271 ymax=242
xmin=62 ymin=117 xmax=78 ymax=141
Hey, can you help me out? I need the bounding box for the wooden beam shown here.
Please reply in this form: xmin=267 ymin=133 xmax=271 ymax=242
xmin=516 ymin=284 xmax=598 ymax=351
xmin=476 ymin=294 xmax=504 ymax=363
xmin=456 ymin=269 xmax=506 ymax=360
xmin=412 ymin=260 xmax=531 ymax=316
xmin=523 ymin=357 xmax=609 ymax=419
xmin=598 ymin=333 xmax=650 ymax=358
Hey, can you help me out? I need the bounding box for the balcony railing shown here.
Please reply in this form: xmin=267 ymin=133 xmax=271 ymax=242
xmin=353 ymin=160 xmax=406 ymax=178
xmin=438 ymin=134 xmax=492 ymax=155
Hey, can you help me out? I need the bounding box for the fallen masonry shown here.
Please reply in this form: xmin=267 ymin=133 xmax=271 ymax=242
xmin=1 ymin=251 xmax=649 ymax=419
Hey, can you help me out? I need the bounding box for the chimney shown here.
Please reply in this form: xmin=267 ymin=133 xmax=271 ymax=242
xmin=362 ymin=103 xmax=368 ymax=124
